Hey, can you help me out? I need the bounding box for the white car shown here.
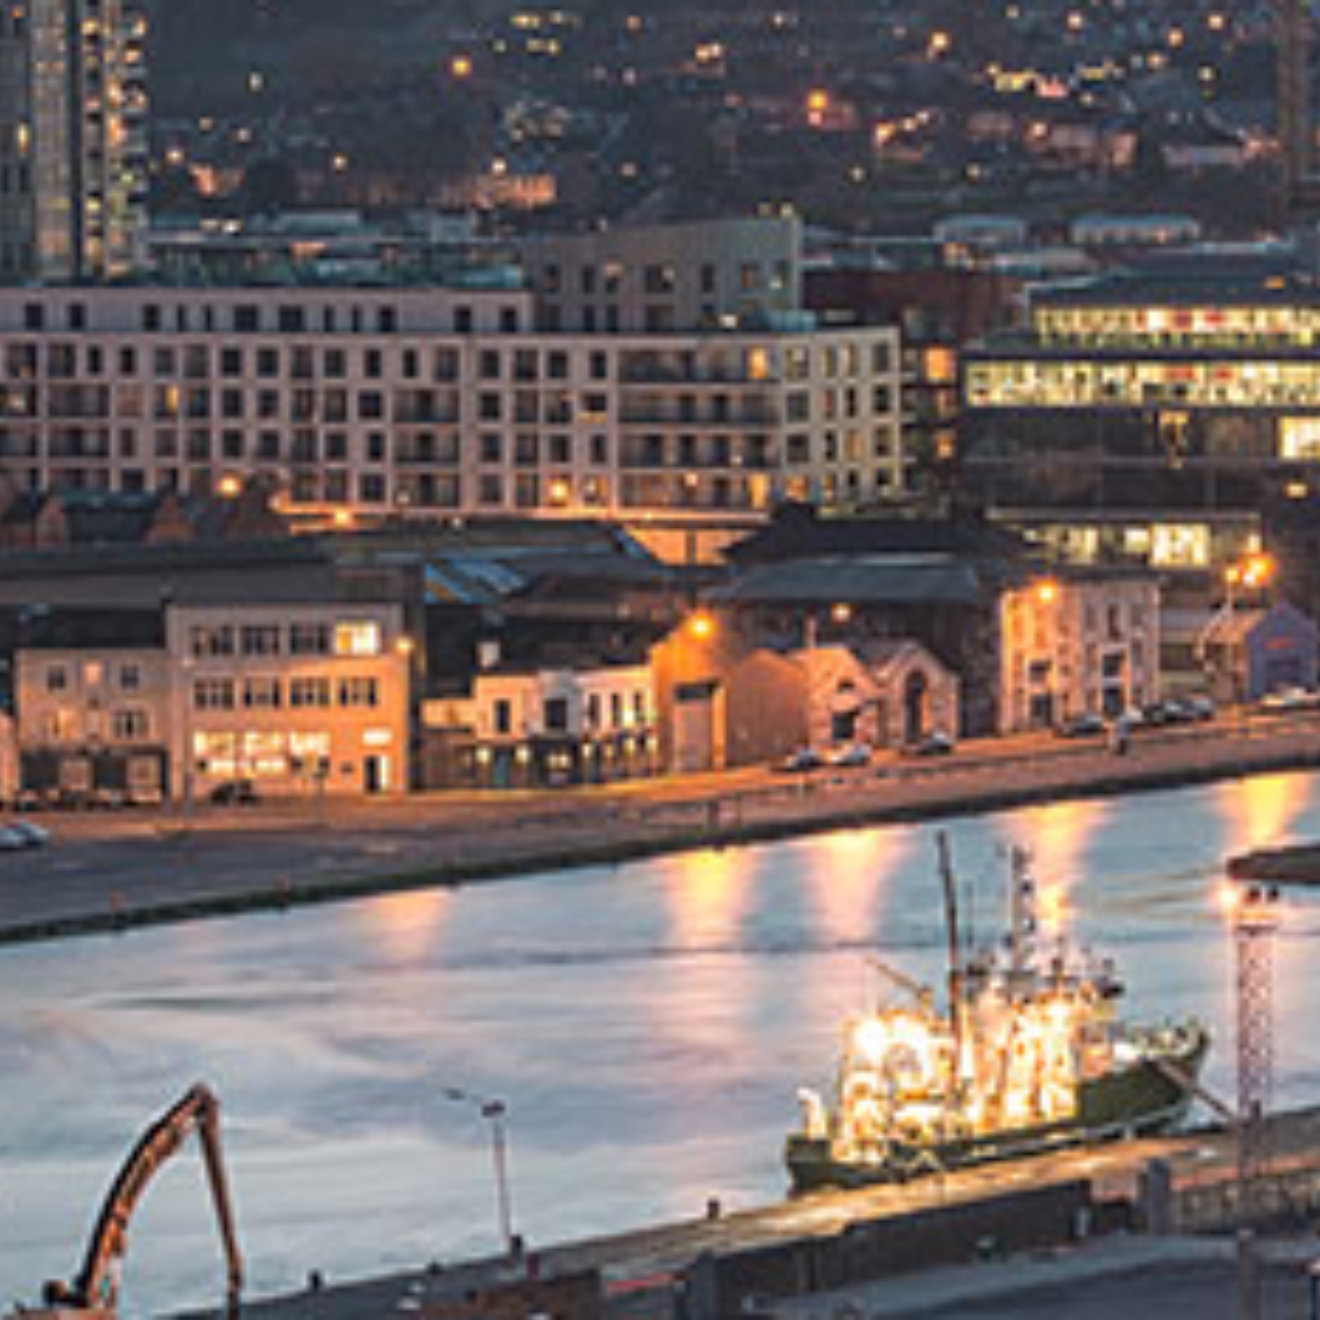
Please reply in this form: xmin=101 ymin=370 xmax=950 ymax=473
xmin=1261 ymin=686 xmax=1320 ymax=711
xmin=828 ymin=743 xmax=873 ymax=768
xmin=0 ymin=819 xmax=49 ymax=849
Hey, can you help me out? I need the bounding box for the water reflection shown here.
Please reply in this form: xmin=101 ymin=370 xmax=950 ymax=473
xmin=664 ymin=845 xmax=754 ymax=948
xmin=354 ymin=888 xmax=452 ymax=964
xmin=1007 ymin=798 xmax=1108 ymax=940
xmin=1212 ymin=769 xmax=1317 ymax=857
xmin=807 ymin=827 xmax=911 ymax=948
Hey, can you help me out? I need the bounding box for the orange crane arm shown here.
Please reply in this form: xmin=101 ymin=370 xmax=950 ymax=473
xmin=45 ymin=1083 xmax=243 ymax=1319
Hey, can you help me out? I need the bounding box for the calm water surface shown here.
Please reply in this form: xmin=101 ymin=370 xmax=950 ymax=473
xmin=5 ymin=771 xmax=1320 ymax=1314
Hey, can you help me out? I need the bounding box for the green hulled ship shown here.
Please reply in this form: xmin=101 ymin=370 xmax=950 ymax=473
xmin=787 ymin=842 xmax=1210 ymax=1191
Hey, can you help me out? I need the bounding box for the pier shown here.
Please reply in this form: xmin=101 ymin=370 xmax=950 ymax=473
xmin=235 ymin=1106 xmax=1320 ymax=1320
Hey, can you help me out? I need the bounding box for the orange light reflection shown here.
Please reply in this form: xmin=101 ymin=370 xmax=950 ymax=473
xmin=1008 ymin=798 xmax=1108 ymax=941
xmin=357 ymin=889 xmax=452 ymax=963
xmin=666 ymin=847 xmax=752 ymax=948
xmin=808 ymin=827 xmax=912 ymax=947
xmin=1212 ymin=771 xmax=1312 ymax=856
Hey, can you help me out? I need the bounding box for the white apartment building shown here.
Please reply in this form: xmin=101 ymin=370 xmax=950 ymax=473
xmin=166 ymin=601 xmax=412 ymax=799
xmin=424 ymin=662 xmax=655 ymax=788
xmin=0 ymin=285 xmax=906 ymax=527
xmin=999 ymin=573 xmax=1160 ymax=731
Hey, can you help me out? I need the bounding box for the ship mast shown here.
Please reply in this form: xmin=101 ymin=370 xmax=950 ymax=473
xmin=1008 ymin=845 xmax=1038 ymax=993
xmin=937 ymin=832 xmax=966 ymax=1084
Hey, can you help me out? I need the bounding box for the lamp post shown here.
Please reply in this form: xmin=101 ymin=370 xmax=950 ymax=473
xmin=443 ymin=1087 xmax=516 ymax=1257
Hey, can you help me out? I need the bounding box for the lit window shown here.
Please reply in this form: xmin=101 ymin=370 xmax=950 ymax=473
xmin=334 ymin=621 xmax=381 ymax=656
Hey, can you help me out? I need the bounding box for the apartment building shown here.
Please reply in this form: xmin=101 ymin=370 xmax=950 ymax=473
xmin=0 ymin=285 xmax=905 ymax=527
xmin=0 ymin=0 xmax=148 ymax=282
xmin=520 ymin=215 xmax=802 ymax=332
xmin=16 ymin=613 xmax=169 ymax=801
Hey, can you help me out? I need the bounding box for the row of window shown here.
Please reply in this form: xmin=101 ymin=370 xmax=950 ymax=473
xmin=36 ymin=707 xmax=150 ymax=744
xmin=44 ymin=660 xmax=143 ymax=694
xmin=190 ymin=621 xmax=382 ymax=659
xmin=968 ymin=359 xmax=1320 ymax=411
xmin=193 ymin=676 xmax=381 ymax=711
xmin=20 ymin=301 xmax=523 ymax=337
xmin=2 ymin=339 xmax=893 ymax=386
xmin=489 ymin=689 xmax=651 ymax=735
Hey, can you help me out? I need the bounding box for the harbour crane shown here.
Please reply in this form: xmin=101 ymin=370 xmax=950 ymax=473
xmin=23 ymin=1083 xmax=243 ymax=1320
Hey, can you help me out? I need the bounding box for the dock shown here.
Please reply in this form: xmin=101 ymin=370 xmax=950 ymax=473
xmin=230 ymin=1105 xmax=1320 ymax=1320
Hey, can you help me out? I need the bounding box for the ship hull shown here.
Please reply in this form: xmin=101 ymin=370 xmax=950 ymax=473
xmin=786 ymin=1026 xmax=1209 ymax=1192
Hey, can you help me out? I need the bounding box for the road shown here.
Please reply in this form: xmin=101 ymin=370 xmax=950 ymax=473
xmin=2 ymin=708 xmax=1318 ymax=942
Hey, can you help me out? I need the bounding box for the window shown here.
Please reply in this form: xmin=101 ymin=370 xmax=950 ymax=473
xmin=241 ymin=624 xmax=282 ymax=656
xmin=243 ymin=677 xmax=283 ymax=708
xmin=338 ymin=676 xmax=379 ymax=707
xmin=544 ymin=696 xmax=569 ymax=732
xmin=493 ymin=698 xmax=512 ymax=734
xmin=112 ymin=709 xmax=149 ymax=741
xmin=334 ymin=621 xmax=381 ymax=656
xmin=290 ymin=677 xmax=332 ymax=708
xmin=119 ymin=664 xmax=141 ymax=692
xmin=45 ymin=664 xmax=68 ymax=693
xmin=193 ymin=678 xmax=236 ymax=710
xmin=190 ymin=625 xmax=235 ymax=657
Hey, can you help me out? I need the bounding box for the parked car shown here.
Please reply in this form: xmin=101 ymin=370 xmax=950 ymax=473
xmin=1055 ymin=713 xmax=1105 ymax=739
xmin=0 ymin=819 xmax=49 ymax=850
xmin=903 ymin=731 xmax=956 ymax=758
xmin=1185 ymin=695 xmax=1216 ymax=722
xmin=775 ymin=747 xmax=824 ymax=774
xmin=209 ymin=778 xmax=260 ymax=805
xmin=827 ymin=743 xmax=872 ymax=768
xmin=1260 ymin=686 xmax=1320 ymax=712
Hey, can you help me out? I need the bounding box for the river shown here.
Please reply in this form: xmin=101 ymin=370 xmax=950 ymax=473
xmin=4 ymin=770 xmax=1320 ymax=1315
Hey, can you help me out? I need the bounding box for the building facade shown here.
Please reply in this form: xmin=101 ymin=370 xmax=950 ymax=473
xmin=0 ymin=0 xmax=147 ymax=282
xmin=962 ymin=279 xmax=1320 ymax=573
xmin=520 ymin=216 xmax=802 ymax=333
xmin=422 ymin=662 xmax=656 ymax=788
xmin=998 ymin=573 xmax=1159 ymax=731
xmin=166 ymin=602 xmax=412 ymax=800
xmin=17 ymin=642 xmax=168 ymax=801
xmin=0 ymin=285 xmax=905 ymax=527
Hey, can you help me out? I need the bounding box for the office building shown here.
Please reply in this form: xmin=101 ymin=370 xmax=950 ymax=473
xmin=962 ymin=273 xmax=1320 ymax=572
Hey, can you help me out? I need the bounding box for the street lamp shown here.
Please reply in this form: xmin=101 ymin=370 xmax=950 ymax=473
xmin=687 ymin=611 xmax=715 ymax=642
xmin=443 ymin=1087 xmax=516 ymax=1258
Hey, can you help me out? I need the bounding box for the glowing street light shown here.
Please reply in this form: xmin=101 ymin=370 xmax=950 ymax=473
xmin=443 ymin=1087 xmax=516 ymax=1257
xmin=688 ymin=611 xmax=715 ymax=641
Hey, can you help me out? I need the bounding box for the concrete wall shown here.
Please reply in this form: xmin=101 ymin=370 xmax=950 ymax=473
xmin=679 ymin=1181 xmax=1096 ymax=1320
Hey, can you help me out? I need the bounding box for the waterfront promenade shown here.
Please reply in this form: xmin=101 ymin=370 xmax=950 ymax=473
xmin=2 ymin=708 xmax=1319 ymax=944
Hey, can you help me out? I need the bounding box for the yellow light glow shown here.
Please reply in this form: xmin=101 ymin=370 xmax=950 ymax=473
xmin=688 ymin=612 xmax=715 ymax=641
xmin=450 ymin=54 xmax=473 ymax=78
xmin=1035 ymin=579 xmax=1059 ymax=605
xmin=216 ymin=474 xmax=242 ymax=499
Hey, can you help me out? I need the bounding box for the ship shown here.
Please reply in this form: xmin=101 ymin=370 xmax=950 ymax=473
xmin=787 ymin=839 xmax=1210 ymax=1191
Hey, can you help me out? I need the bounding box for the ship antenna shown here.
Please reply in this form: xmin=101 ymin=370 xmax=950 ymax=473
xmin=937 ymin=831 xmax=966 ymax=1083
xmin=1009 ymin=845 xmax=1038 ymax=987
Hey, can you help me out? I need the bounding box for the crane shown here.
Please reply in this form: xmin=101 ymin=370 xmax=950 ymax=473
xmin=27 ymin=1083 xmax=243 ymax=1320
